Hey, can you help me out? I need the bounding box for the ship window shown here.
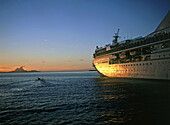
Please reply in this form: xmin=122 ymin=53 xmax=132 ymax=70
xmin=163 ymin=55 xmax=165 ymax=57
xmin=159 ymin=55 xmax=161 ymax=58
xmin=150 ymin=63 xmax=152 ymax=65
xmin=136 ymin=64 xmax=138 ymax=66
xmin=131 ymin=64 xmax=132 ymax=66
xmin=140 ymin=64 xmax=141 ymax=66
xmin=146 ymin=63 xmax=148 ymax=65
xmin=143 ymin=63 xmax=145 ymax=65
xmin=134 ymin=64 xmax=135 ymax=66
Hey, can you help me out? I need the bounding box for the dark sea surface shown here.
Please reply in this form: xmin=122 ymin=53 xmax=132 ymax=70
xmin=0 ymin=71 xmax=169 ymax=125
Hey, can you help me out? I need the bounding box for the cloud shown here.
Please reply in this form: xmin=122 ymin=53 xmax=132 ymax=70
xmin=0 ymin=65 xmax=19 ymax=69
xmin=0 ymin=65 xmax=18 ymax=71
xmin=79 ymin=59 xmax=84 ymax=61
xmin=43 ymin=39 xmax=49 ymax=42
xmin=0 ymin=66 xmax=13 ymax=69
xmin=42 ymin=61 xmax=46 ymax=63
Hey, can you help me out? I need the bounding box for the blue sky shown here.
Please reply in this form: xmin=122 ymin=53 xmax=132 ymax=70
xmin=0 ymin=0 xmax=169 ymax=71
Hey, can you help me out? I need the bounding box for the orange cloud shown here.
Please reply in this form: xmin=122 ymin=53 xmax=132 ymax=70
xmin=42 ymin=61 xmax=46 ymax=63
xmin=0 ymin=65 xmax=17 ymax=72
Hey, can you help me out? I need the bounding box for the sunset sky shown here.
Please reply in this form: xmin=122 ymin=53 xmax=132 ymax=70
xmin=0 ymin=0 xmax=169 ymax=72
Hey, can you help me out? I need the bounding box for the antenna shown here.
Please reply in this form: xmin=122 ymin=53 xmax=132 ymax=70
xmin=112 ymin=29 xmax=120 ymax=44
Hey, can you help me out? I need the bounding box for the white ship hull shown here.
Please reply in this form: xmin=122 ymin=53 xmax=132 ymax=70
xmin=93 ymin=58 xmax=170 ymax=80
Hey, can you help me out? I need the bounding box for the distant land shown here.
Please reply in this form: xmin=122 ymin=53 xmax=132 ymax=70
xmin=0 ymin=66 xmax=40 ymax=73
xmin=0 ymin=67 xmax=96 ymax=73
xmin=10 ymin=66 xmax=39 ymax=73
xmin=89 ymin=69 xmax=96 ymax=71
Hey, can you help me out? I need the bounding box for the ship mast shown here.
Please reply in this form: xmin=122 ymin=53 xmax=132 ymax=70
xmin=112 ymin=29 xmax=120 ymax=44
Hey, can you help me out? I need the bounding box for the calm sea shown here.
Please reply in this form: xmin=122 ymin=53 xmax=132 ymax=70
xmin=0 ymin=71 xmax=169 ymax=125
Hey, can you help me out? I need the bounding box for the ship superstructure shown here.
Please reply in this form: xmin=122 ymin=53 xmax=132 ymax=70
xmin=93 ymin=11 xmax=170 ymax=80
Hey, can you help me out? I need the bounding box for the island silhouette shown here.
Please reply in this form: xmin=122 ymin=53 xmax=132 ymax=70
xmin=11 ymin=66 xmax=39 ymax=73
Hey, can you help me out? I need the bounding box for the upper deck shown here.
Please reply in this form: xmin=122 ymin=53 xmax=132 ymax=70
xmin=93 ymin=11 xmax=170 ymax=58
xmin=94 ymin=30 xmax=170 ymax=58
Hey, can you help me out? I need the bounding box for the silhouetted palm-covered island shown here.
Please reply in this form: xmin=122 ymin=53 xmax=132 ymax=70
xmin=11 ymin=66 xmax=39 ymax=73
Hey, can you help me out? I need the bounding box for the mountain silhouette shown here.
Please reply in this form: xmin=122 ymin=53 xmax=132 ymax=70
xmin=10 ymin=66 xmax=39 ymax=73
xmin=12 ymin=66 xmax=27 ymax=72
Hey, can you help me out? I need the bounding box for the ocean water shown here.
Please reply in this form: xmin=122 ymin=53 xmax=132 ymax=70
xmin=0 ymin=71 xmax=169 ymax=125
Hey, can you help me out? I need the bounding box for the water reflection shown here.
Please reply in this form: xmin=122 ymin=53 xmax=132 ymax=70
xmin=93 ymin=77 xmax=170 ymax=125
xmin=93 ymin=77 xmax=138 ymax=124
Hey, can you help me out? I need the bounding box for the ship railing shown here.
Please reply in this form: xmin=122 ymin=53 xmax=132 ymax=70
xmin=95 ymin=31 xmax=170 ymax=57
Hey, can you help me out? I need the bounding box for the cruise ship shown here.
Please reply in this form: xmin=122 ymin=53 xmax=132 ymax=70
xmin=93 ymin=11 xmax=170 ymax=80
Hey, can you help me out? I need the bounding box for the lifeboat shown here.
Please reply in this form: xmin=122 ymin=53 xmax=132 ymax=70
xmin=119 ymin=52 xmax=126 ymax=58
